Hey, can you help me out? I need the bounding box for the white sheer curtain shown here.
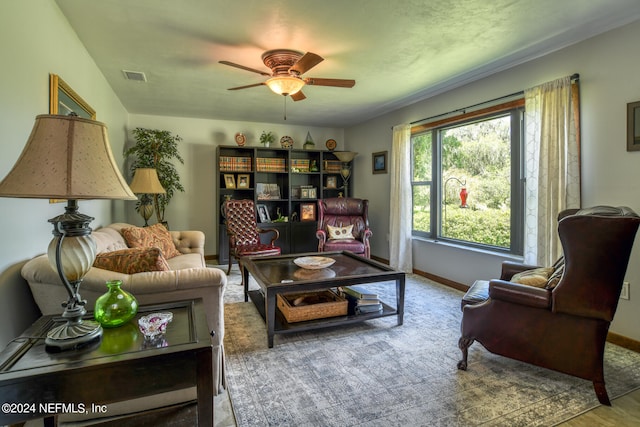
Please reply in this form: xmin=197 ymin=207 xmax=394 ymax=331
xmin=524 ymin=76 xmax=581 ymax=266
xmin=389 ymin=124 xmax=413 ymax=272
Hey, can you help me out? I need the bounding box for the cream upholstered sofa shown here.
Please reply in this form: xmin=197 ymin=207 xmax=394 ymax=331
xmin=21 ymin=222 xmax=226 ymax=423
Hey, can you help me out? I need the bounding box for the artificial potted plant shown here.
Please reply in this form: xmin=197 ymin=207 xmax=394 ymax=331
xmin=259 ymin=131 xmax=275 ymax=147
xmin=124 ymin=128 xmax=185 ymax=226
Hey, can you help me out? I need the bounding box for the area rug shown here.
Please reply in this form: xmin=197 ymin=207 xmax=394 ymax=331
xmin=219 ymin=267 xmax=640 ymax=426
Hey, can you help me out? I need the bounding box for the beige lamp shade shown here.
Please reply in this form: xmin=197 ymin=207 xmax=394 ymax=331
xmin=0 ymin=114 xmax=136 ymax=200
xmin=128 ymin=168 xmax=166 ymax=194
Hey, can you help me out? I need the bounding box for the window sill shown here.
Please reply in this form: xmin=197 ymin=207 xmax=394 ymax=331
xmin=412 ymin=235 xmax=523 ymax=262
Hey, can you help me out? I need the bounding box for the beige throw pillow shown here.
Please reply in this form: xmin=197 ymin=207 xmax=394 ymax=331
xmin=511 ymin=267 xmax=554 ymax=288
xmin=327 ymin=224 xmax=354 ymax=240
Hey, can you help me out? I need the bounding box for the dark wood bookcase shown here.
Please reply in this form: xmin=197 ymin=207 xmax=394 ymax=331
xmin=217 ymin=145 xmax=352 ymax=264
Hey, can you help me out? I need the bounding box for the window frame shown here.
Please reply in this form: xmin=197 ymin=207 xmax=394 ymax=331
xmin=410 ymin=100 xmax=525 ymax=255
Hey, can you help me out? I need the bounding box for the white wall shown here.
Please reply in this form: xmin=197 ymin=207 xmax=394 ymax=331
xmin=126 ymin=114 xmax=344 ymax=255
xmin=0 ymin=1 xmax=129 ymax=347
xmin=346 ymin=20 xmax=640 ymax=341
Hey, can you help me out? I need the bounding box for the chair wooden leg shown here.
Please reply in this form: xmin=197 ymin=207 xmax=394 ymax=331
xmin=457 ymin=337 xmax=474 ymax=370
xmin=227 ymin=249 xmax=233 ymax=275
xmin=593 ymin=381 xmax=611 ymax=406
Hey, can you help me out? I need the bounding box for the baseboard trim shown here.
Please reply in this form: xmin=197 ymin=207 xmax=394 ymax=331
xmin=371 ymin=255 xmax=639 ymax=353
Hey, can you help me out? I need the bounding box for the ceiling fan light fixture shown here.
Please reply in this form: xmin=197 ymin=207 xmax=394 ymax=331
xmin=266 ymin=76 xmax=305 ymax=96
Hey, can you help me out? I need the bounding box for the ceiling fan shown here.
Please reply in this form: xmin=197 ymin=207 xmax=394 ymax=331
xmin=219 ymin=49 xmax=355 ymax=101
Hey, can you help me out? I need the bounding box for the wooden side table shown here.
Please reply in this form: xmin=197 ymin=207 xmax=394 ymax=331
xmin=0 ymin=299 xmax=213 ymax=426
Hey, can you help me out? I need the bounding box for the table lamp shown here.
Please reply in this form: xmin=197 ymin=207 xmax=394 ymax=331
xmin=128 ymin=168 xmax=165 ymax=226
xmin=332 ymin=151 xmax=358 ymax=197
xmin=0 ymin=114 xmax=136 ymax=350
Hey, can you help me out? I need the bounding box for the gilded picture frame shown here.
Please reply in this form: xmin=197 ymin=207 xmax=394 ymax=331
xmin=49 ymin=74 xmax=96 ymax=119
xmin=627 ymin=101 xmax=640 ymax=152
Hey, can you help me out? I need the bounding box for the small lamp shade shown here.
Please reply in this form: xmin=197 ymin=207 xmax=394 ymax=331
xmin=0 ymin=114 xmax=136 ymax=200
xmin=129 ymin=168 xmax=166 ymax=194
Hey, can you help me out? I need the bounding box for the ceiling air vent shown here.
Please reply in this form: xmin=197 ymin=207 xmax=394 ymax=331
xmin=122 ymin=70 xmax=147 ymax=82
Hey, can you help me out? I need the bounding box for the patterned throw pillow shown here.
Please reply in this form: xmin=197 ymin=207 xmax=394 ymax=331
xmin=121 ymin=223 xmax=181 ymax=259
xmin=93 ymin=247 xmax=170 ymax=274
xmin=546 ymin=258 xmax=565 ymax=289
xmin=510 ymin=267 xmax=554 ymax=288
xmin=327 ymin=224 xmax=354 ymax=240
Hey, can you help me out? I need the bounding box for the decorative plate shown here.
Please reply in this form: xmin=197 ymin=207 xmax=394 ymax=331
xmin=293 ymin=267 xmax=336 ymax=280
xmin=280 ymin=135 xmax=294 ymax=149
xmin=235 ymin=132 xmax=246 ymax=146
xmin=325 ymin=139 xmax=337 ymax=151
xmin=293 ymin=256 xmax=336 ymax=270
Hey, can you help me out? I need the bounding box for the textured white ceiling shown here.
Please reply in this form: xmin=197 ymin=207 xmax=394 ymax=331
xmin=55 ymin=0 xmax=640 ymax=127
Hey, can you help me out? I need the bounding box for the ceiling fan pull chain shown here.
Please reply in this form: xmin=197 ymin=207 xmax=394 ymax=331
xmin=284 ymin=95 xmax=287 ymax=120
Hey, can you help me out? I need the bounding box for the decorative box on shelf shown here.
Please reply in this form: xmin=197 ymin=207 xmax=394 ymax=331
xmin=276 ymin=290 xmax=347 ymax=323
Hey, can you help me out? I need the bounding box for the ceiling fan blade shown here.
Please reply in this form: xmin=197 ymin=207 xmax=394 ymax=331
xmin=303 ymin=78 xmax=356 ymax=88
xmin=291 ymin=91 xmax=306 ymax=101
xmin=289 ymin=52 xmax=324 ymax=75
xmin=227 ymin=82 xmax=266 ymax=90
xmin=219 ymin=61 xmax=271 ymax=76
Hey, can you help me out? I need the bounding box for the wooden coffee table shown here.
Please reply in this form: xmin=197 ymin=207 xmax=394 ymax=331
xmin=242 ymin=251 xmax=405 ymax=348
xmin=0 ymin=299 xmax=213 ymax=427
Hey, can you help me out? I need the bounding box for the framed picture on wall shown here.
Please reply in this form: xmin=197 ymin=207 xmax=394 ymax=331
xmin=326 ymin=176 xmax=338 ymax=189
xmin=627 ymin=100 xmax=640 ymax=151
xmin=372 ymin=151 xmax=387 ymax=174
xmin=300 ymin=203 xmax=316 ymax=221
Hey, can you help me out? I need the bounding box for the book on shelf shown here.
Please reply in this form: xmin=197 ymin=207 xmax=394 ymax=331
xmin=355 ymin=304 xmax=383 ymax=315
xmin=340 ymin=286 xmax=377 ymax=300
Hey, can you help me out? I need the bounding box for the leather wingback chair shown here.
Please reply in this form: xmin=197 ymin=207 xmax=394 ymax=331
xmin=457 ymin=206 xmax=640 ymax=405
xmin=316 ymin=197 xmax=372 ymax=258
xmin=223 ymin=199 xmax=280 ymax=276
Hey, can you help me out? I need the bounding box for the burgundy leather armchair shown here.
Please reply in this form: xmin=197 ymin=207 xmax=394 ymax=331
xmin=458 ymin=206 xmax=640 ymax=405
xmin=316 ymin=197 xmax=372 ymax=258
xmin=223 ymin=199 xmax=280 ymax=276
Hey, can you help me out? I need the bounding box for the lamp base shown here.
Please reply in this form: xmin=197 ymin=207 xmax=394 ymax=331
xmin=46 ymin=318 xmax=102 ymax=350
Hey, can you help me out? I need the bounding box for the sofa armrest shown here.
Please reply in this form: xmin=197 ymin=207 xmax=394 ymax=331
xmin=489 ymin=279 xmax=551 ymax=309
xmin=500 ymin=261 xmax=542 ymax=281
xmin=171 ymin=230 xmax=205 ymax=256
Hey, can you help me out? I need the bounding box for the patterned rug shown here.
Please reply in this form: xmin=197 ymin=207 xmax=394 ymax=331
xmin=220 ymin=267 xmax=640 ymax=426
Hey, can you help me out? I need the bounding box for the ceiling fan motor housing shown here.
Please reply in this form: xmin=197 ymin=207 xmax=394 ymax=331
xmin=261 ymin=49 xmax=304 ymax=76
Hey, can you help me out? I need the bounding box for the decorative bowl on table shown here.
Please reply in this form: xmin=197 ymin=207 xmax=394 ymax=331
xmin=138 ymin=312 xmax=173 ymax=340
xmin=293 ymin=256 xmax=336 ymax=270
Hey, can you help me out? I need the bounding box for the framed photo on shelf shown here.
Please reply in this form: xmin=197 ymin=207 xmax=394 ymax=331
xmin=300 ymin=203 xmax=316 ymax=221
xmin=372 ymin=151 xmax=387 ymax=174
xmin=256 ymin=183 xmax=281 ymax=200
xmin=224 ymin=174 xmax=236 ymax=189
xmin=326 ymin=176 xmax=338 ymax=189
xmin=257 ymin=204 xmax=270 ymax=223
xmin=237 ymin=174 xmax=250 ymax=188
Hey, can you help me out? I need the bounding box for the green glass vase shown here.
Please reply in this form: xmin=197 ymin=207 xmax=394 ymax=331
xmin=94 ymin=280 xmax=138 ymax=328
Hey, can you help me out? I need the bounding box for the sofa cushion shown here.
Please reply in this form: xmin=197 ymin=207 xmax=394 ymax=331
xmin=510 ymin=267 xmax=554 ymax=288
xmin=122 ymin=223 xmax=181 ymax=259
xmin=327 ymin=224 xmax=354 ymax=240
xmin=93 ymin=247 xmax=170 ymax=274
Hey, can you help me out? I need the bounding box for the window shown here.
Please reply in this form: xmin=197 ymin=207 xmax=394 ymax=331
xmin=411 ymin=104 xmax=524 ymax=254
